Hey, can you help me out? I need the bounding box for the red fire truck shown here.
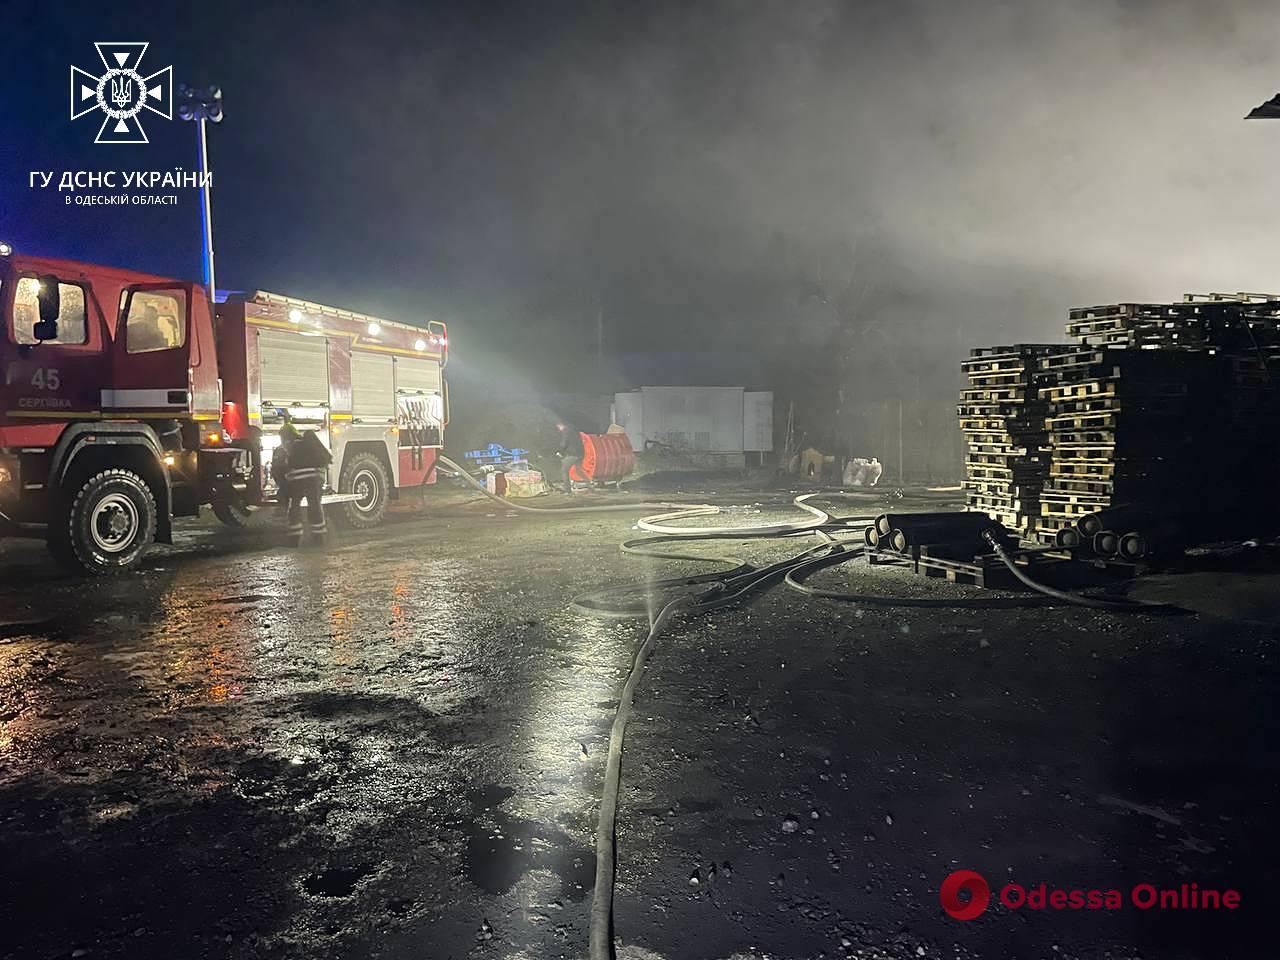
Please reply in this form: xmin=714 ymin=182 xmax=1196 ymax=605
xmin=0 ymin=244 xmax=448 ymax=573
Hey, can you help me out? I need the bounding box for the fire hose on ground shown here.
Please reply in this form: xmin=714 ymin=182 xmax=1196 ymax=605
xmin=435 ymin=454 xmax=706 ymax=517
xmin=434 ymin=456 xmax=1183 ymax=958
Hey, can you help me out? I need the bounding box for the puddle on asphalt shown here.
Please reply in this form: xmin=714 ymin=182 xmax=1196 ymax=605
xmin=302 ymin=865 xmax=373 ymax=898
xmin=461 ymin=784 xmax=595 ymax=899
xmin=206 ymin=594 xmax=276 ymax=607
xmin=387 ymin=897 xmax=416 ymax=916
xmin=677 ymin=797 xmax=721 ymax=814
xmin=0 ymin=619 xmax=60 ymax=642
xmin=290 ymin=690 xmax=434 ymax=721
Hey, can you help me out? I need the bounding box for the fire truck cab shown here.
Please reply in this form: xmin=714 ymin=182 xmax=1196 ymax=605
xmin=0 ymin=244 xmax=447 ymax=574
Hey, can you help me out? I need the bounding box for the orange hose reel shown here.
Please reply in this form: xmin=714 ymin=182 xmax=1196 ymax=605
xmin=569 ymin=432 xmax=635 ymax=483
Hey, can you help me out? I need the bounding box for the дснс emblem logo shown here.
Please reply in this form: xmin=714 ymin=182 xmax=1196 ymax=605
xmin=70 ymin=42 xmax=172 ymax=144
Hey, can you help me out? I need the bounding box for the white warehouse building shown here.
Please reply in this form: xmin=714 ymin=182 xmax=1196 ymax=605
xmin=612 ymin=387 xmax=773 ymax=468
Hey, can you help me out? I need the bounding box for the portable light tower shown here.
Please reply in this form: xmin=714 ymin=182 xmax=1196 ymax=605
xmin=177 ymin=83 xmax=224 ymax=298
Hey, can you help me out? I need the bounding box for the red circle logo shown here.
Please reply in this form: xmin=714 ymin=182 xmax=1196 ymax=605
xmin=940 ymin=869 xmax=991 ymax=920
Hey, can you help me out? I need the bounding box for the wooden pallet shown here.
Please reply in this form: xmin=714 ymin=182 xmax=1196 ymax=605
xmin=964 ymin=481 xmax=1035 ymax=497
xmin=866 ymin=545 xmax=1072 ymax=590
xmin=1042 ymin=476 xmax=1116 ymax=496
xmin=1067 ymin=303 xmax=1169 ymax=322
xmin=916 ymin=553 xmax=1012 ymax=588
xmin=1050 ymin=460 xmax=1117 ymax=479
xmin=961 ymin=356 xmax=1035 ymax=375
xmin=956 ymin=402 xmax=1032 ymax=418
xmin=964 ymin=440 xmax=1035 ymax=456
xmin=963 ymin=369 xmax=1033 ymax=388
xmin=1038 ymin=349 xmax=1112 ymax=370
xmin=959 ymin=387 xmax=1031 ymax=404
xmin=1039 ymin=379 xmax=1190 ymax=402
xmin=1046 ymin=393 xmax=1192 ymax=416
xmin=958 ymin=415 xmax=1044 ymax=432
xmin=1041 ymin=501 xmax=1111 ymax=520
xmin=965 ymin=448 xmax=1050 ymax=465
xmin=1046 ymin=410 xmax=1122 ymax=431
xmin=967 ymin=343 xmax=1080 ymax=359
xmin=1045 ymin=443 xmax=1120 ymax=460
xmin=966 ymin=493 xmax=1037 ymax=514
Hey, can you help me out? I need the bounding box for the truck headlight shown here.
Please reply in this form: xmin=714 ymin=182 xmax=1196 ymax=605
xmin=0 ymin=456 xmax=17 ymax=488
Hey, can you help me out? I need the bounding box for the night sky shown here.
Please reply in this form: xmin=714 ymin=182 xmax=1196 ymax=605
xmin=4 ymin=1 xmax=1280 ymax=407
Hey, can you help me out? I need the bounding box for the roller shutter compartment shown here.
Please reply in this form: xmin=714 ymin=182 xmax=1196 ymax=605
xmin=258 ymin=330 xmax=329 ymax=405
xmin=351 ymin=351 xmax=395 ymax=421
xmin=394 ymin=356 xmax=442 ymax=395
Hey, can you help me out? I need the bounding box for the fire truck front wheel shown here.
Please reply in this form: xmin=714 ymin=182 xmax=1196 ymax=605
xmin=337 ymin=451 xmax=390 ymax=529
xmin=56 ymin=468 xmax=158 ymax=575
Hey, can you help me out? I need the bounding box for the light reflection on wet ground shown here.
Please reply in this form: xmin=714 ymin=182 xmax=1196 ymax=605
xmin=1 ymin=492 xmax=1276 ymax=960
xmin=0 ymin=508 xmax=649 ymax=959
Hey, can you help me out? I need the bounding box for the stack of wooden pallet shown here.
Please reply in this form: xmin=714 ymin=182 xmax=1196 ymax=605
xmin=1069 ymin=297 xmax=1280 ymax=361
xmin=964 ymin=296 xmax=1280 ymax=547
xmin=957 ymin=344 xmax=1075 ymax=536
xmin=1032 ymin=347 xmax=1218 ymax=542
xmin=1183 ymin=295 xmax=1280 ymax=508
xmin=1066 ymin=301 xmax=1232 ymax=351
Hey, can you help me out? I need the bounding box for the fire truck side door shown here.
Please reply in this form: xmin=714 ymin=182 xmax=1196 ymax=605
xmin=3 ymin=271 xmax=109 ymax=420
xmin=108 ymin=283 xmax=200 ymax=418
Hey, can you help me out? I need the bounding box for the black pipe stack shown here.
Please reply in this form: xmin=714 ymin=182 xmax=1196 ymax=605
xmin=874 ymin=511 xmax=1013 ymax=556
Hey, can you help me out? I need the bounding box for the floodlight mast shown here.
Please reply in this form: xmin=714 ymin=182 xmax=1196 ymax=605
xmin=177 ymin=84 xmax=224 ymax=300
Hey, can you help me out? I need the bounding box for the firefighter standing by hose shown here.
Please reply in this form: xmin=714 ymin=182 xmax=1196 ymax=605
xmin=555 ymin=421 xmax=584 ymax=495
xmin=281 ymin=427 xmax=332 ymax=546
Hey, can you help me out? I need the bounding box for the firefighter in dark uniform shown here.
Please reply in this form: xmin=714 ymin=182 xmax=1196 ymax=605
xmin=274 ymin=420 xmax=301 ymax=517
xmin=554 ymin=421 xmax=584 ymax=494
xmin=283 ymin=430 xmax=332 ymax=546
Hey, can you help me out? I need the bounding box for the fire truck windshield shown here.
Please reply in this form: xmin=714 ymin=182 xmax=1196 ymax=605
xmin=11 ymin=277 xmax=87 ymax=345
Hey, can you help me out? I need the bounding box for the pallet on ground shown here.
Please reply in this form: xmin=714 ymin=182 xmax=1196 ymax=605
xmin=866 ymin=544 xmax=1073 ymax=590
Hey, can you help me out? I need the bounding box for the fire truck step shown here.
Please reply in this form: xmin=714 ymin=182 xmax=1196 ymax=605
xmin=262 ymin=493 xmax=361 ymax=508
xmin=321 ymin=493 xmax=361 ymax=506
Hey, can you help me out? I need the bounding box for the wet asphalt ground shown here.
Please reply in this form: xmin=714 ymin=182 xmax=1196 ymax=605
xmin=0 ymin=487 xmax=1277 ymax=960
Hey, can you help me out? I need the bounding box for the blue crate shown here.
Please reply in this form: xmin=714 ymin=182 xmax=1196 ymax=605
xmin=464 ymin=443 xmax=530 ymax=467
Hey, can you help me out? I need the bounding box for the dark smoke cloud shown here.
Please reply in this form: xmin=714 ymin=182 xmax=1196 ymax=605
xmin=7 ymin=0 xmax=1279 ymax=452
xmin=274 ymin=0 xmax=1280 ymax=365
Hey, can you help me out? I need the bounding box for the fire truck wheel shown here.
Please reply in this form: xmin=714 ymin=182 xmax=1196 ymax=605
xmin=210 ymin=485 xmax=263 ymax=528
xmin=61 ymin=468 xmax=158 ymax=575
xmin=338 ymin=451 xmax=389 ymax=528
